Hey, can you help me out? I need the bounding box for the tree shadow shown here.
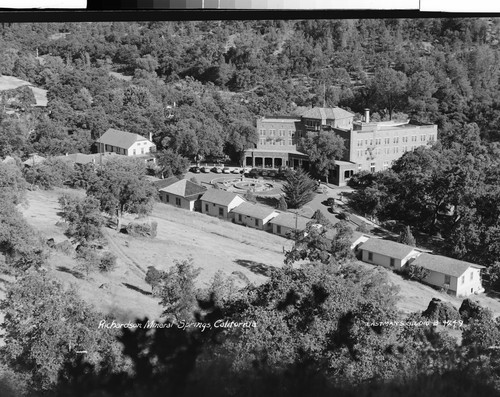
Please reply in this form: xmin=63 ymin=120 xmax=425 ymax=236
xmin=56 ymin=266 xmax=85 ymax=279
xmin=234 ymin=259 xmax=275 ymax=277
xmin=122 ymin=282 xmax=152 ymax=296
xmin=256 ymin=196 xmax=279 ymax=207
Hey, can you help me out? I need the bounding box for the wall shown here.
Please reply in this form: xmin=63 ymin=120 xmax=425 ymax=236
xmin=129 ymin=140 xmax=156 ymax=156
xmin=338 ymin=124 xmax=438 ymax=173
xmin=422 ymin=270 xmax=458 ymax=295
xmin=256 ymin=118 xmax=300 ymax=150
xmin=456 ymin=267 xmax=484 ymax=297
xmin=201 ymin=196 xmax=245 ymax=219
xmin=361 ymin=250 xmax=403 ymax=270
xmin=160 ymin=192 xmax=193 ymax=211
xmin=234 ymin=212 xmax=278 ymax=230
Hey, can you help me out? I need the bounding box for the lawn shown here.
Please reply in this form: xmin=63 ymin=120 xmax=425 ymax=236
xmin=10 ymin=188 xmax=500 ymax=325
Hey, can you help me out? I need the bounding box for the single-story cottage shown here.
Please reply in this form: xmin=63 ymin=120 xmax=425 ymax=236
xmin=410 ymin=253 xmax=485 ymax=297
xmin=231 ymin=202 xmax=279 ymax=231
xmin=269 ymin=212 xmax=311 ymax=238
xmin=200 ymin=189 xmax=245 ymax=219
xmin=359 ymin=238 xmax=422 ymax=271
xmin=159 ymin=179 xmax=207 ymax=211
xmin=96 ymin=128 xmax=156 ymax=157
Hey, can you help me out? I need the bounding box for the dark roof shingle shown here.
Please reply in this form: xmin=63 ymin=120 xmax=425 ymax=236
xmin=200 ymin=189 xmax=244 ymax=207
xmin=231 ymin=202 xmax=278 ymax=220
xmin=270 ymin=212 xmax=311 ymax=230
xmin=97 ymin=128 xmax=150 ymax=149
xmin=412 ymin=253 xmax=484 ymax=278
xmin=359 ymin=238 xmax=418 ymax=260
xmin=301 ymin=107 xmax=354 ymax=120
xmin=159 ymin=179 xmax=206 ymax=198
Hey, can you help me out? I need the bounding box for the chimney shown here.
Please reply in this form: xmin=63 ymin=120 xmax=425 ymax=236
xmin=149 ymin=132 xmax=153 ymax=142
xmin=364 ymin=108 xmax=370 ymax=123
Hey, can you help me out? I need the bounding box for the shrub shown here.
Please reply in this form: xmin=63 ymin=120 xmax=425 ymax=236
xmin=99 ymin=251 xmax=117 ymax=272
xmin=125 ymin=222 xmax=157 ymax=238
xmin=356 ymin=222 xmax=370 ymax=234
xmin=406 ymin=264 xmax=430 ymax=281
xmin=75 ymin=246 xmax=100 ymax=277
xmin=422 ymin=298 xmax=461 ymax=323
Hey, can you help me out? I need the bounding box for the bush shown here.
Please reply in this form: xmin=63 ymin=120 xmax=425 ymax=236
xmin=459 ymin=299 xmax=486 ymax=324
xmin=422 ymin=298 xmax=461 ymax=323
xmin=406 ymin=264 xmax=430 ymax=281
xmin=99 ymin=251 xmax=117 ymax=272
xmin=125 ymin=222 xmax=157 ymax=238
xmin=326 ymin=197 xmax=335 ymax=207
xmin=75 ymin=246 xmax=100 ymax=277
xmin=356 ymin=222 xmax=370 ymax=233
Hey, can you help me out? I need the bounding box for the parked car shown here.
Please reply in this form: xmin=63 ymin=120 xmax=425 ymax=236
xmin=222 ymin=167 xmax=231 ymax=174
xmin=231 ymin=167 xmax=241 ymax=174
xmin=211 ymin=166 xmax=223 ymax=173
xmin=268 ymin=171 xmax=277 ymax=178
xmin=189 ymin=166 xmax=201 ymax=173
xmin=200 ymin=166 xmax=209 ymax=173
xmin=248 ymin=169 xmax=259 ymax=178
xmin=261 ymin=170 xmax=269 ymax=177
xmin=242 ymin=167 xmax=252 ymax=174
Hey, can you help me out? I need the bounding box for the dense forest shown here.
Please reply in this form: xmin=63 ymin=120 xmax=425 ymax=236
xmin=2 ymin=18 xmax=500 ymax=396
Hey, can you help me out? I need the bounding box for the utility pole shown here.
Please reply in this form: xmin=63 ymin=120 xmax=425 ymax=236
xmin=323 ymin=82 xmax=326 ymax=107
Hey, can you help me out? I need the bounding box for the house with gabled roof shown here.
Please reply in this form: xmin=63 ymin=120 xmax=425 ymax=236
xmin=200 ymin=189 xmax=245 ymax=219
xmin=358 ymin=238 xmax=422 ymax=271
xmin=410 ymin=253 xmax=485 ymax=297
xmin=231 ymin=202 xmax=279 ymax=231
xmin=269 ymin=212 xmax=311 ymax=238
xmin=159 ymin=179 xmax=207 ymax=211
xmin=96 ymin=128 xmax=156 ymax=157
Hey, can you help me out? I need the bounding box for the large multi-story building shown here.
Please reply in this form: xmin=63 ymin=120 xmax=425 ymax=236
xmin=244 ymin=107 xmax=438 ymax=186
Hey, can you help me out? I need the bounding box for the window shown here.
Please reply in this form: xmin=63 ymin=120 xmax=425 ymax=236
xmin=444 ymin=275 xmax=451 ymax=284
xmin=205 ymin=204 xmax=208 ymax=212
xmin=255 ymin=218 xmax=259 ymax=227
xmin=269 ymin=129 xmax=275 ymax=136
xmin=368 ymin=252 xmax=373 ymax=261
xmin=289 ymin=130 xmax=293 ymax=136
xmin=376 ymin=138 xmax=381 ymax=145
xmin=219 ymin=208 xmax=224 ymax=217
xmin=141 ymin=148 xmax=144 ymax=154
xmin=277 ymin=225 xmax=282 ymax=234
xmin=461 ymin=275 xmax=465 ymax=284
xmin=175 ymin=197 xmax=181 ymax=206
xmin=370 ymin=139 xmax=373 ymax=146
xmin=393 ymin=136 xmax=399 ymax=143
xmin=370 ymin=162 xmax=375 ymax=173
xmin=403 ymin=136 xmax=408 ymax=143
xmin=390 ymin=258 xmax=395 ymax=267
xmin=288 ymin=140 xmax=292 ymax=145
xmin=238 ymin=214 xmax=242 ymax=222
xmin=385 ymin=147 xmax=390 ymax=154
xmin=384 ymin=137 xmax=390 ymax=144
xmin=259 ymin=129 xmax=265 ymax=136
xmin=133 ymin=149 xmax=136 ymax=155
xmin=470 ymin=272 xmax=473 ymax=280
xmin=344 ymin=170 xmax=354 ymax=179
xmin=358 ymin=139 xmax=363 ymax=147
xmin=412 ymin=135 xmax=417 ymax=142
xmin=393 ymin=147 xmax=399 ymax=154
xmin=166 ymin=194 xmax=170 ymax=203
xmin=421 ymin=135 xmax=426 ymax=141
xmin=383 ymin=161 xmax=389 ymax=169
xmin=260 ymin=139 xmax=265 ymax=145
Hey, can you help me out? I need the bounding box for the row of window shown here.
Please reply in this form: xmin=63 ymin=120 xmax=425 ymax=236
xmin=356 ymin=145 xmax=426 ymax=158
xmin=357 ymin=135 xmax=435 ymax=147
xmin=163 ymin=194 xmax=182 ymax=206
xmin=259 ymin=129 xmax=295 ymax=137
xmin=259 ymin=139 xmax=293 ymax=146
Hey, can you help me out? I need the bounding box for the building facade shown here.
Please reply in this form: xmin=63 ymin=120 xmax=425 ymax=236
xmin=244 ymin=107 xmax=438 ymax=186
xmin=200 ymin=190 xmax=246 ymax=219
xmin=96 ymin=128 xmax=156 ymax=157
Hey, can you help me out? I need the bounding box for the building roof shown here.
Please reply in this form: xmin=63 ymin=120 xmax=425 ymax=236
xmin=359 ymin=238 xmax=418 ymax=260
xmin=153 ymin=176 xmax=180 ymax=190
xmin=301 ymin=107 xmax=354 ymax=121
xmin=96 ymin=128 xmax=150 ymax=150
xmin=270 ymin=212 xmax=311 ymax=230
xmin=231 ymin=202 xmax=278 ymax=220
xmin=412 ymin=253 xmax=485 ymax=278
xmin=200 ymin=189 xmax=244 ymax=207
xmin=245 ymin=148 xmax=308 ymax=157
xmin=159 ymin=179 xmax=206 ymax=199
